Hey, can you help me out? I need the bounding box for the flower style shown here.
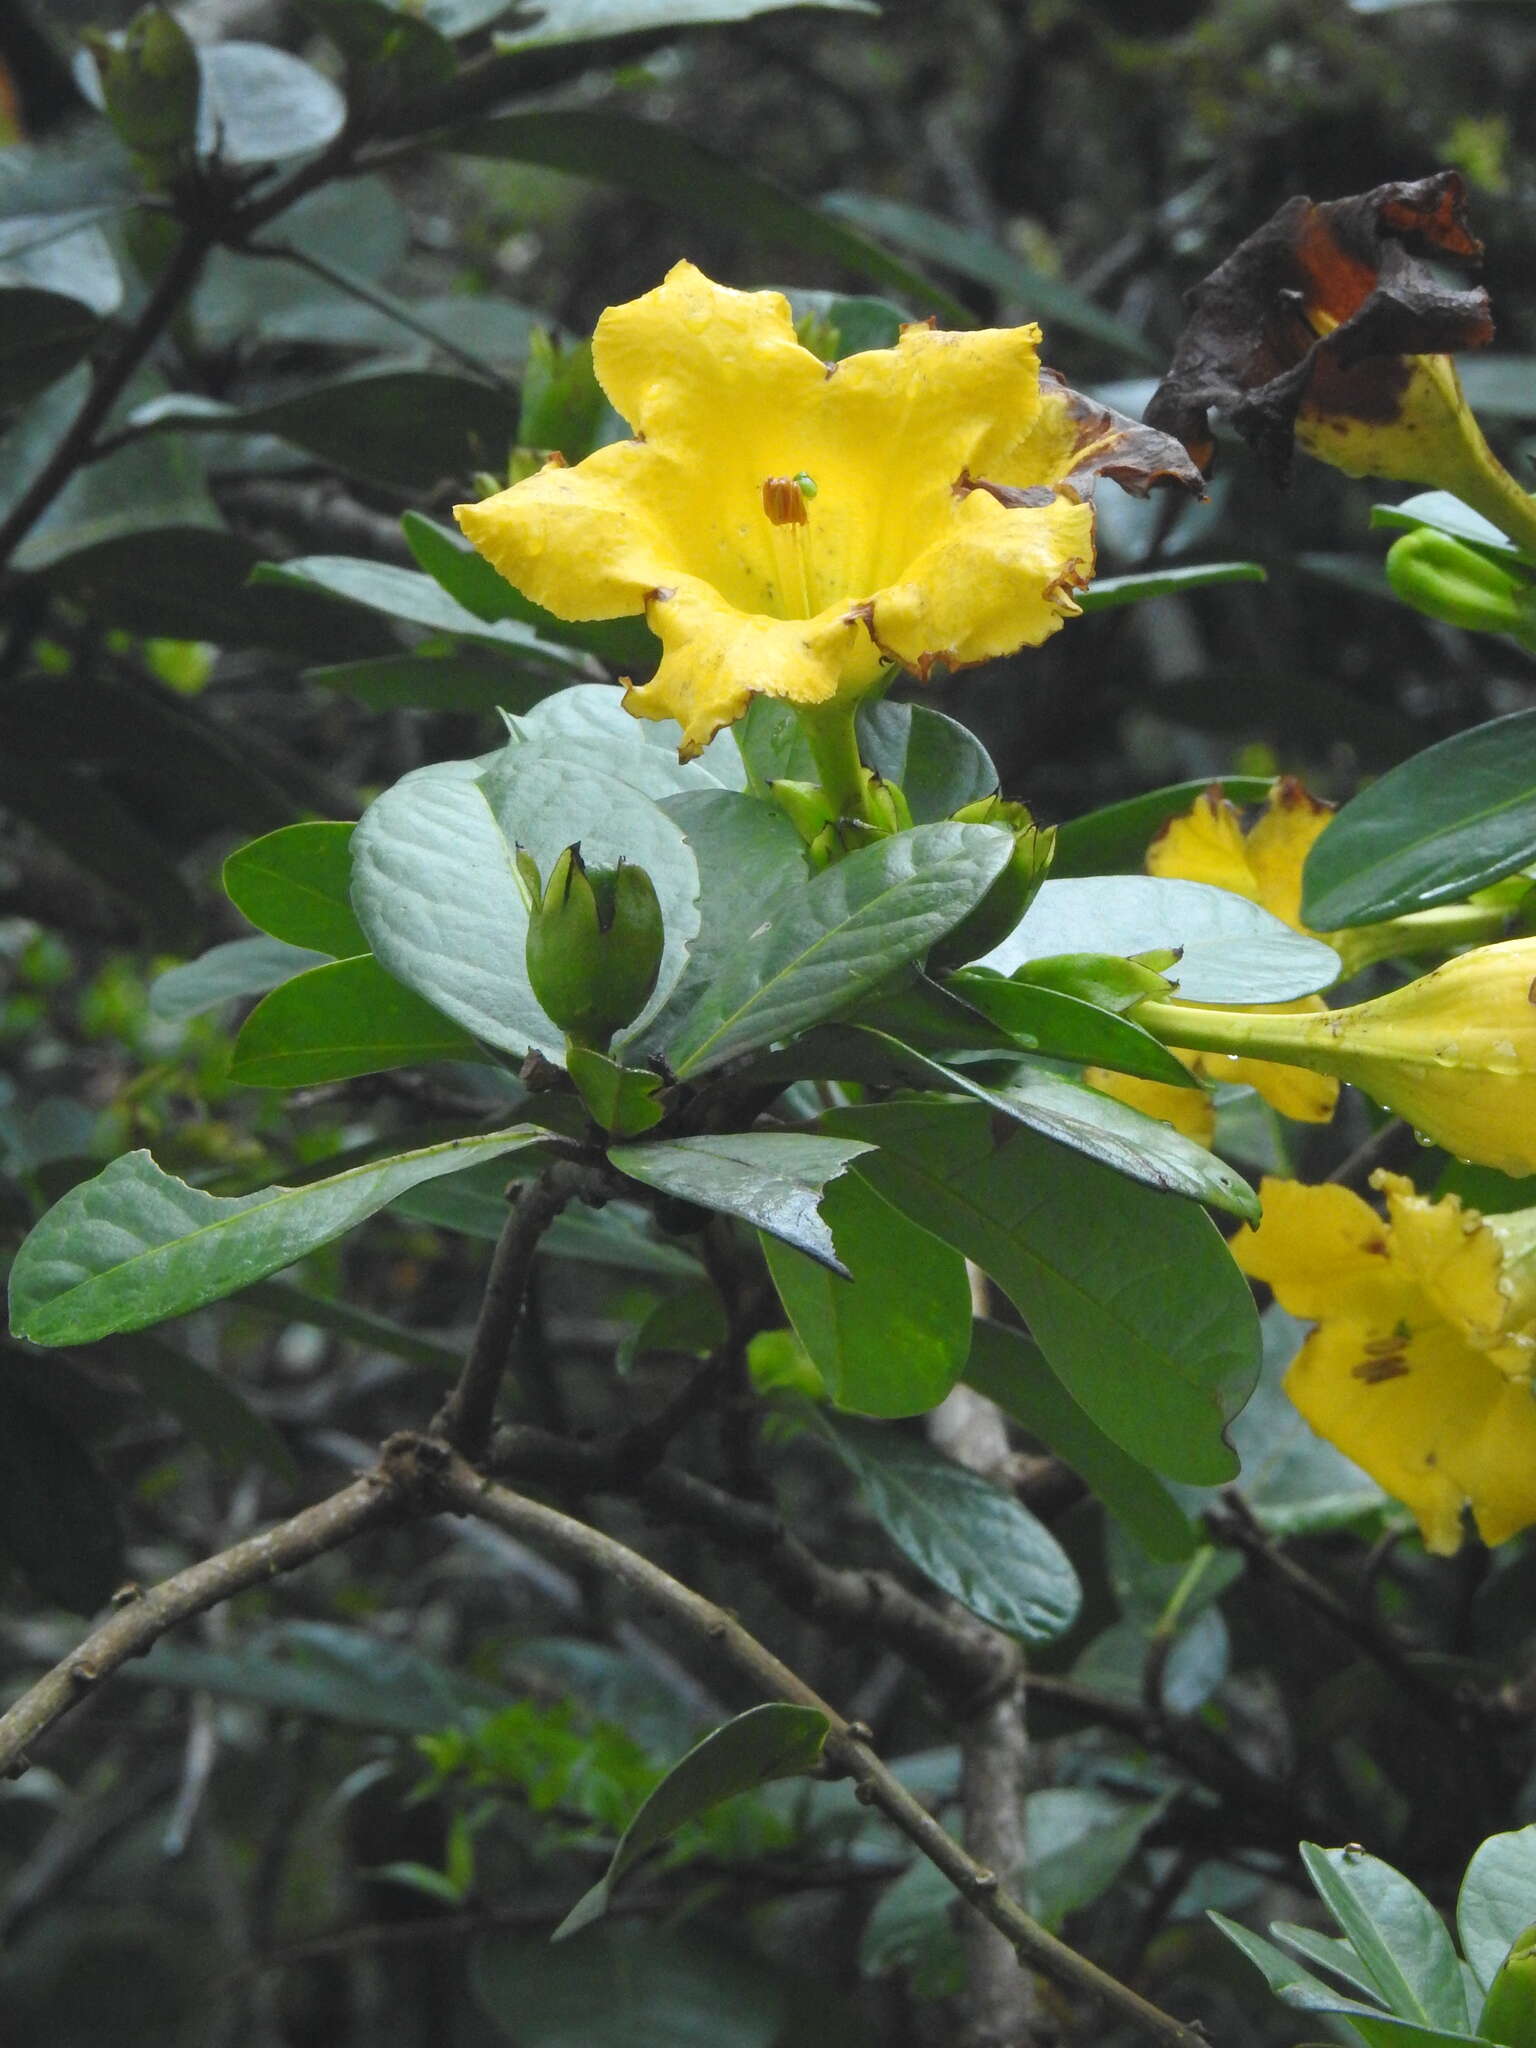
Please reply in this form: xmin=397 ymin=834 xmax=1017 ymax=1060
xmin=457 ymin=262 xmax=1202 ymax=757
xmin=1134 ymin=937 xmax=1536 ymax=1178
xmin=1146 ymin=171 xmax=1497 ymax=496
xmin=1232 ymin=1172 xmax=1536 ymax=1552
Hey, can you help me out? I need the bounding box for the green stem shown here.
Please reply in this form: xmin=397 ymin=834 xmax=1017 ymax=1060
xmin=1447 ymin=416 xmax=1536 ymax=558
xmin=1132 ymin=998 xmax=1332 ymax=1071
xmin=796 ymin=700 xmax=869 ymax=825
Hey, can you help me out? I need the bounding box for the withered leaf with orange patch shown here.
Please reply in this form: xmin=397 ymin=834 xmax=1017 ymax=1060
xmin=1146 ymin=170 xmax=1493 ymax=482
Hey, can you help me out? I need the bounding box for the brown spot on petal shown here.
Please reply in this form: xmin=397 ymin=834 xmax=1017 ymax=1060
xmin=954 ymin=468 xmax=1058 ymax=510
xmin=645 ymin=586 xmax=677 ymax=605
xmin=900 ymin=315 xmax=939 ymax=336
xmin=1353 ymin=1354 xmax=1410 ymax=1383
xmin=1273 ymin=773 xmax=1336 ymax=818
xmin=1146 ymin=170 xmax=1494 ymax=483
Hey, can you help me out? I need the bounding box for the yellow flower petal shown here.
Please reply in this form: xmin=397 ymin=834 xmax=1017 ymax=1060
xmin=1375 ymin=1170 xmax=1527 ymax=1371
xmin=1147 ymin=789 xmax=1257 ymax=901
xmin=1242 ymin=778 xmax=1336 ymax=931
xmin=1230 ymin=1176 xmax=1412 ymax=1324
xmin=1285 ymin=1314 xmax=1536 ymax=1553
xmin=623 ymin=582 xmax=859 ymax=757
xmin=1083 ymin=1066 xmax=1216 ymax=1146
xmin=868 ymin=489 xmax=1095 ymax=677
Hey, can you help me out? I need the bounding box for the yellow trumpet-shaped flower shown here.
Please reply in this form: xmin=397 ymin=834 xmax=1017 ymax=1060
xmin=456 ymin=262 xmax=1202 ymax=757
xmin=1232 ymin=1173 xmax=1536 ymax=1552
xmin=1135 ymin=937 xmax=1536 ymax=1177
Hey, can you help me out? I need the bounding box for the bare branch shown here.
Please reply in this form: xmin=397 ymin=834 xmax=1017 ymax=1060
xmin=437 ymin=1454 xmax=1211 ymax=2048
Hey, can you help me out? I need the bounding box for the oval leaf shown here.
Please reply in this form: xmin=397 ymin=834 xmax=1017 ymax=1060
xmin=1459 ymin=1826 xmax=1536 ymax=1991
xmin=609 ymin=1133 xmax=871 ymax=1272
xmin=1300 ymin=1843 xmax=1470 ymax=2033
xmin=224 ymin=821 xmax=367 ymax=957
xmin=230 ymin=954 xmax=483 ymax=1087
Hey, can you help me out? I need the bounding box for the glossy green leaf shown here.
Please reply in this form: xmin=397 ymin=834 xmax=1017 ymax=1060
xmin=946 ymin=970 xmax=1198 ymax=1087
xmin=1461 ymin=1828 xmax=1536 ymax=1990
xmin=0 ymin=1385 xmax=123 ymax=1613
xmin=555 ymin=1703 xmax=829 ymax=1938
xmin=1077 ymin=561 xmax=1266 ymax=612
xmin=762 ymin=1170 xmax=972 ymax=1416
xmin=1041 ymin=777 xmax=1276 ymax=880
xmin=251 ymin=555 xmax=592 ymax=673
xmin=821 ymin=191 xmax=1158 ymax=362
xmin=223 ymin=822 xmax=367 ymax=957
xmin=444 ymin=113 xmax=967 ymax=321
xmin=964 ymin=1320 xmax=1195 ymax=1560
xmin=350 ymin=746 xmax=701 ymax=1062
xmin=1301 ymin=709 xmax=1536 ymax=928
xmin=852 ymin=1028 xmax=1257 ymax=1218
xmin=8 ymin=1128 xmax=548 ymax=1346
xmin=101 ymin=1330 xmax=297 ymax=1484
xmin=498 ymin=0 xmax=874 ymax=52
xmin=985 ymin=874 xmax=1341 ymax=1003
xmin=856 ymin=700 xmax=998 ymax=821
xmin=195 ymin=42 xmax=346 ymax=164
xmin=828 ymin=1099 xmax=1259 ymax=1483
xmin=817 ymin=1413 xmax=1081 ymax=1642
xmin=1372 ymin=490 xmax=1523 ymax=564
xmin=665 ymin=821 xmax=1014 ymax=1077
xmin=1301 ymin=1843 xmax=1470 ymax=2032
xmin=609 ymin=1133 xmax=871 ymax=1272
xmin=149 ymin=937 xmax=326 ymax=1022
xmin=135 ymin=368 xmax=518 ymax=490
xmin=306 ymin=651 xmax=543 ymax=714
xmin=1210 ymin=1913 xmax=1395 ymax=2018
xmin=230 ymin=955 xmax=483 ymax=1087
xmin=473 ymin=1926 xmax=786 ymax=2048
xmin=1271 ymin=1923 xmax=1392 ymax=2004
xmin=566 ymin=1046 xmax=666 ymax=1135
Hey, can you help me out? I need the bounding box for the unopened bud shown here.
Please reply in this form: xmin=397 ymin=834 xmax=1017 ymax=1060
xmin=1480 ymin=1923 xmax=1536 ymax=2048
xmin=1386 ymin=527 xmax=1536 ymax=641
xmin=518 ymin=844 xmax=665 ymax=1051
xmin=929 ymin=797 xmax=1055 ymax=973
xmin=87 ymin=6 xmax=200 ymax=171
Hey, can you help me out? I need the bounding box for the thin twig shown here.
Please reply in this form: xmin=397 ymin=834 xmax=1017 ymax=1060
xmin=0 ymin=1455 xmax=416 ymax=1778
xmin=438 ymin=1455 xmax=1211 ymax=2048
xmin=435 ymin=1164 xmax=589 ymax=1460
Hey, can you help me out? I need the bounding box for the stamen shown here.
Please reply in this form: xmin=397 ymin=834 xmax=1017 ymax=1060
xmin=762 ymin=474 xmax=818 ymax=616
xmin=762 ymin=475 xmax=809 ymax=526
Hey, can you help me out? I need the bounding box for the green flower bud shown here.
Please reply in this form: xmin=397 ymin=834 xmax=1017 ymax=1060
xmin=1479 ymin=1923 xmax=1536 ymax=2048
xmin=518 ymin=844 xmax=665 ymax=1051
xmin=928 ymin=796 xmax=1055 ymax=973
xmin=86 ymin=6 xmax=200 ymax=171
xmin=1386 ymin=527 xmax=1536 ymax=643
xmin=768 ymin=778 xmax=839 ymax=846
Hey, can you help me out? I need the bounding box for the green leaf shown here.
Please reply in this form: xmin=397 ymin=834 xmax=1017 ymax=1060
xmin=566 ymin=1046 xmax=666 ymax=1135
xmin=665 ymin=821 xmax=1014 ymax=1077
xmin=0 ymin=1385 xmax=123 ymax=1612
xmin=8 ymin=1128 xmax=549 ymax=1346
xmin=1460 ymin=1827 xmax=1536 ymax=1991
xmin=306 ymin=650 xmax=544 ymax=714
xmin=851 ymin=1028 xmax=1257 ymax=1218
xmin=135 ymin=368 xmax=518 ymax=491
xmin=195 ymin=41 xmax=346 ymax=164
xmin=1300 ymin=709 xmax=1536 ymax=928
xmin=986 ymin=875 xmax=1341 ymax=1003
xmin=827 ymin=1099 xmax=1259 ymax=1483
xmin=1052 ymin=777 xmax=1276 ymax=878
xmin=1076 ymin=562 xmax=1266 ymax=612
xmin=505 ymin=683 xmax=747 ymax=795
xmin=497 ymin=0 xmax=875 ymax=52
xmin=230 ymin=955 xmax=483 ymax=1087
xmin=964 ymin=1320 xmax=1195 ymax=1561
xmin=149 ymin=937 xmax=326 ymax=1022
xmin=820 ymin=191 xmax=1158 ymax=363
xmin=554 ymin=1702 xmax=829 ymax=1939
xmin=1270 ymin=1923 xmax=1392 ymax=2003
xmin=401 ymin=511 xmax=657 ymax=670
xmin=1372 ymin=490 xmax=1523 ymax=564
xmin=99 ymin=1330 xmax=297 ymax=1484
xmin=223 ymin=822 xmax=367 ymax=957
xmin=1300 ymin=1843 xmax=1470 ymax=2032
xmin=787 ymin=289 xmax=909 ymax=358
xmin=762 ymin=1170 xmax=972 ymax=1417
xmin=816 ymin=1413 xmax=1081 ymax=1642
xmin=1027 ymin=1787 xmax=1171 ymax=1930
xmin=296 ymin=0 xmax=458 ymax=80
xmin=609 ymin=1133 xmax=871 ymax=1272
xmin=1210 ymin=1912 xmax=1394 ymax=2018
xmin=0 ymin=212 xmax=122 ymax=408
xmin=473 ymin=1926 xmax=786 ymax=2048
xmin=250 ymin=555 xmax=593 ymax=672
xmin=856 ymin=700 xmax=998 ymax=821
xmin=947 ymin=970 xmax=1198 ymax=1088
xmin=444 ymin=113 xmax=968 ymax=321
xmin=350 ymin=745 xmax=702 ymax=1062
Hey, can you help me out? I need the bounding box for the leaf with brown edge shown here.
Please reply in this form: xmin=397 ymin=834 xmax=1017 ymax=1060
xmin=1146 ymin=170 xmax=1494 ymax=483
